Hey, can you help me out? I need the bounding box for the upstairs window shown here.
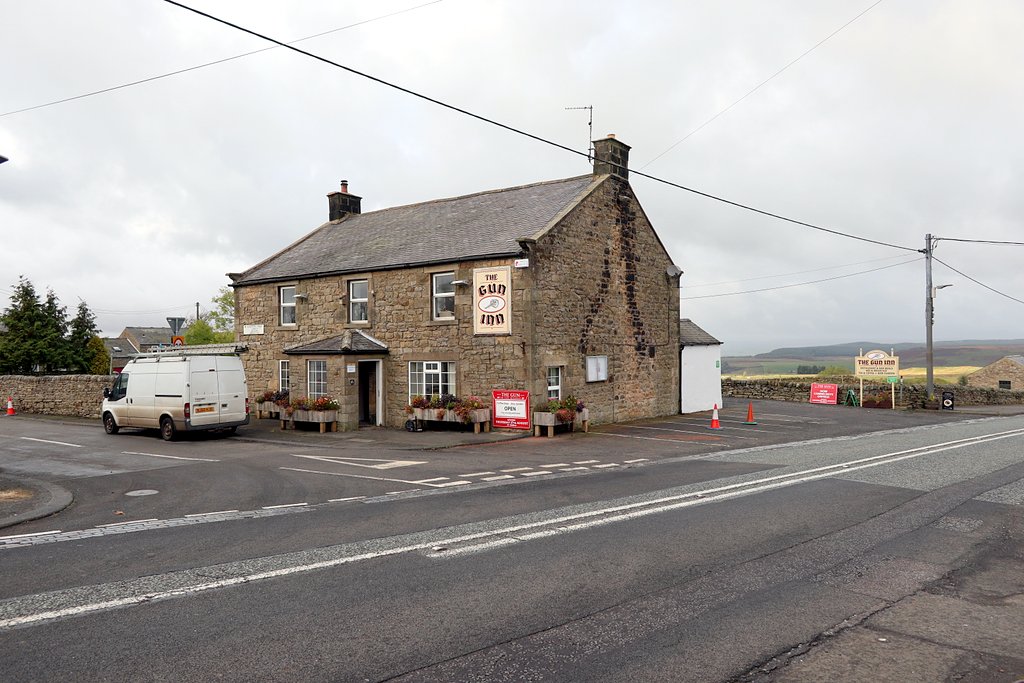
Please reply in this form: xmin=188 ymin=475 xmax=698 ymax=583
xmin=279 ymin=286 xmax=296 ymax=326
xmin=349 ymin=279 xmax=368 ymax=323
xmin=432 ymin=272 xmax=455 ymax=320
xmin=999 ymin=380 xmax=1012 ymax=390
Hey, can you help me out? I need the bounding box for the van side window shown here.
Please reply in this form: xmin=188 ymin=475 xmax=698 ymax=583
xmin=112 ymin=373 xmax=129 ymax=400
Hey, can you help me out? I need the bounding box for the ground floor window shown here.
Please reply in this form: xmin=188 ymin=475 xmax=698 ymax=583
xmin=547 ymin=366 xmax=562 ymax=400
xmin=308 ymin=360 xmax=327 ymax=398
xmin=999 ymin=380 xmax=1012 ymax=390
xmin=279 ymin=360 xmax=290 ymax=392
xmin=409 ymin=361 xmax=455 ymax=400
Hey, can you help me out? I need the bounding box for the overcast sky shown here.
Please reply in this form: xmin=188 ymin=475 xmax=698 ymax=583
xmin=2 ymin=0 xmax=1022 ymax=355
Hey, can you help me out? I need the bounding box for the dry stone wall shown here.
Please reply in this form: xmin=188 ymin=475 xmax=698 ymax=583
xmin=0 ymin=375 xmax=113 ymax=418
xmin=723 ymin=378 xmax=1024 ymax=407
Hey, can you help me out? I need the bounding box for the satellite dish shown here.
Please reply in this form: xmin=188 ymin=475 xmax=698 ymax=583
xmin=666 ymin=265 xmax=683 ymax=278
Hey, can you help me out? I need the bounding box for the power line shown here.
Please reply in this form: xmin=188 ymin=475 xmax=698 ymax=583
xmin=1 ymin=0 xmax=443 ymax=118
xmin=639 ymin=0 xmax=885 ymax=170
xmin=685 ymin=253 xmax=909 ymax=288
xmin=937 ymin=237 xmax=1024 ymax=246
xmin=933 ymin=257 xmax=1024 ymax=305
xmin=681 ymin=257 xmax=920 ymax=299
xmin=161 ymin=0 xmax=918 ymax=254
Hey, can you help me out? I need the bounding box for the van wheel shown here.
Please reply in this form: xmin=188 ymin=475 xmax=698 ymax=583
xmin=160 ymin=417 xmax=176 ymax=441
xmin=103 ymin=413 xmax=119 ymax=435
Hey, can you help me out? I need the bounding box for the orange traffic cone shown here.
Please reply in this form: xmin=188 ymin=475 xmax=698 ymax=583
xmin=743 ymin=401 xmax=757 ymax=425
xmin=708 ymin=403 xmax=722 ymax=430
xmin=6 ymin=396 xmax=15 ymax=416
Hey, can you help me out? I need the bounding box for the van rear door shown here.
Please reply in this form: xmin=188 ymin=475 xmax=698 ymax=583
xmin=216 ymin=356 xmax=247 ymax=424
xmin=189 ymin=356 xmax=221 ymax=427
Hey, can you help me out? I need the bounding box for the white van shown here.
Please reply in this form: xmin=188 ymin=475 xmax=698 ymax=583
xmin=102 ymin=345 xmax=250 ymax=441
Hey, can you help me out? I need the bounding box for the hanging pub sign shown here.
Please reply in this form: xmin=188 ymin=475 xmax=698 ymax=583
xmin=473 ymin=266 xmax=512 ymax=335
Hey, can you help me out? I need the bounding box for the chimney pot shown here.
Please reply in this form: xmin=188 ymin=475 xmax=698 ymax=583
xmin=340 ymin=180 xmax=349 ymax=194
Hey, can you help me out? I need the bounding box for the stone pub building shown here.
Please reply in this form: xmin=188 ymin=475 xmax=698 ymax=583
xmin=231 ymin=136 xmax=683 ymax=430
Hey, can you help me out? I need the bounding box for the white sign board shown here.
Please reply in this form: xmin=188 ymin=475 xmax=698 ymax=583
xmin=242 ymin=324 xmax=265 ymax=335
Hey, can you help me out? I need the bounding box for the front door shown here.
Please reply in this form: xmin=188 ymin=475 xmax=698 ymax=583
xmin=358 ymin=361 xmax=379 ymax=426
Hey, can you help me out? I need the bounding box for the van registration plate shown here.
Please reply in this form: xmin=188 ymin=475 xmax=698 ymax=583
xmin=194 ymin=406 xmax=216 ymax=414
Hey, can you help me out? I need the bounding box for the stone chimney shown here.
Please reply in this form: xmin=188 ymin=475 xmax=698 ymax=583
xmin=592 ymin=134 xmax=630 ymax=180
xmin=327 ymin=179 xmax=362 ymax=221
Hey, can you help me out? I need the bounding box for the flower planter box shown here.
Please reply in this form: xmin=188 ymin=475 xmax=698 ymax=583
xmin=256 ymin=402 xmax=281 ymax=419
xmin=533 ymin=408 xmax=589 ymax=437
xmin=411 ymin=408 xmax=491 ymax=433
xmin=281 ymin=409 xmax=339 ymax=433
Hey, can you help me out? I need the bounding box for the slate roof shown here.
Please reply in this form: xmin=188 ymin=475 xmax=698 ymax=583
xmin=121 ymin=327 xmax=176 ymax=349
xmin=1006 ymin=355 xmax=1024 ymax=366
xmin=679 ymin=319 xmax=722 ymax=346
xmin=284 ymin=330 xmax=389 ymax=355
xmin=234 ymin=175 xmax=600 ymax=286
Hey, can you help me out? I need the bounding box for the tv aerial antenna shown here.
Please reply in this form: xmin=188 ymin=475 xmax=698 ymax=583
xmin=565 ymin=105 xmax=593 ymax=161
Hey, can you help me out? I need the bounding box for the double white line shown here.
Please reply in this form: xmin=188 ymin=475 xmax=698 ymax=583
xmin=2 ymin=428 xmax=1021 ymax=631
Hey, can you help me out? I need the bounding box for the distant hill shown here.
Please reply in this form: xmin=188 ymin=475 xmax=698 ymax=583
xmin=723 ymin=339 xmax=1024 ymax=376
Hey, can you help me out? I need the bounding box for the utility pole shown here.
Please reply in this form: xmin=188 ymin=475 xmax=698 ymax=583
xmin=924 ymin=233 xmax=934 ymax=401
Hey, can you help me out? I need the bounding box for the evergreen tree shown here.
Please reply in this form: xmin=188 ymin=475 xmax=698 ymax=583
xmin=67 ymin=301 xmax=99 ymax=372
xmin=39 ymin=290 xmax=70 ymax=372
xmin=0 ymin=277 xmax=48 ymax=374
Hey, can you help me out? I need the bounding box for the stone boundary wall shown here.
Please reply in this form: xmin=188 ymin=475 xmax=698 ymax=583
xmin=0 ymin=375 xmax=113 ymax=419
xmin=723 ymin=378 xmax=1024 ymax=407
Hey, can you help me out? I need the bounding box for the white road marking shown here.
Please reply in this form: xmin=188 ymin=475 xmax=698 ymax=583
xmin=20 ymin=437 xmax=81 ymax=448
xmin=624 ymin=458 xmax=649 ymax=463
xmin=411 ymin=477 xmax=450 ymax=484
xmin=629 ymin=424 xmax=756 ymax=439
xmin=482 ymin=475 xmax=514 ymax=481
xmin=500 ymin=467 xmax=534 ymax=473
xmin=593 ymin=464 xmax=620 ymax=468
xmin=281 ymin=466 xmax=465 ymax=489
xmin=122 ymin=451 xmax=220 ymax=462
xmin=558 ymin=467 xmax=590 ymax=472
xmin=596 ymin=431 xmax=730 ymax=446
xmin=385 ymin=489 xmax=420 ymax=495
xmin=97 ymin=519 xmax=159 ymax=528
xmin=520 ymin=470 xmax=552 ymax=476
xmin=291 ymin=454 xmax=426 ymax=470
xmin=6 ymin=427 xmax=1021 ymax=630
xmin=185 ymin=510 xmax=239 ymax=517
xmin=429 ymin=480 xmax=473 ymax=487
xmin=328 ymin=496 xmax=366 ymax=503
xmin=0 ymin=530 xmax=62 ymax=541
xmin=261 ymin=503 xmax=308 ymax=509
xmin=544 ymin=463 xmax=570 ymax=468
xmin=460 ymin=471 xmax=496 ymax=477
xmin=573 ymin=460 xmax=600 ymax=464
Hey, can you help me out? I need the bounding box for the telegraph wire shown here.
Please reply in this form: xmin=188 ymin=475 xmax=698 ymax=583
xmin=680 ymin=257 xmax=921 ymax=300
xmin=0 ymin=0 xmax=444 ymax=118
xmin=685 ymin=253 xmax=909 ymax=288
xmin=161 ymin=0 xmax=918 ymax=254
xmin=937 ymin=237 xmax=1024 ymax=246
xmin=933 ymin=257 xmax=1024 ymax=306
xmin=639 ymin=0 xmax=885 ymax=169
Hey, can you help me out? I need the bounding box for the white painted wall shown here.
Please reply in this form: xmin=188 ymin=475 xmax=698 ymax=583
xmin=680 ymin=345 xmax=723 ymax=413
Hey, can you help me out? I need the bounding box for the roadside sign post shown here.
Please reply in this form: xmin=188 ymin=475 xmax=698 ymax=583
xmin=854 ymin=348 xmax=900 ymax=409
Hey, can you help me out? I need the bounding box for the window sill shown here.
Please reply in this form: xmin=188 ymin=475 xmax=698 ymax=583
xmin=426 ymin=318 xmax=457 ymax=326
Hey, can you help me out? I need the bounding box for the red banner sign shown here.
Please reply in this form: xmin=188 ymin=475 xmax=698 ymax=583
xmin=809 ymin=382 xmax=838 ymax=405
xmin=492 ymin=389 xmax=531 ymax=429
